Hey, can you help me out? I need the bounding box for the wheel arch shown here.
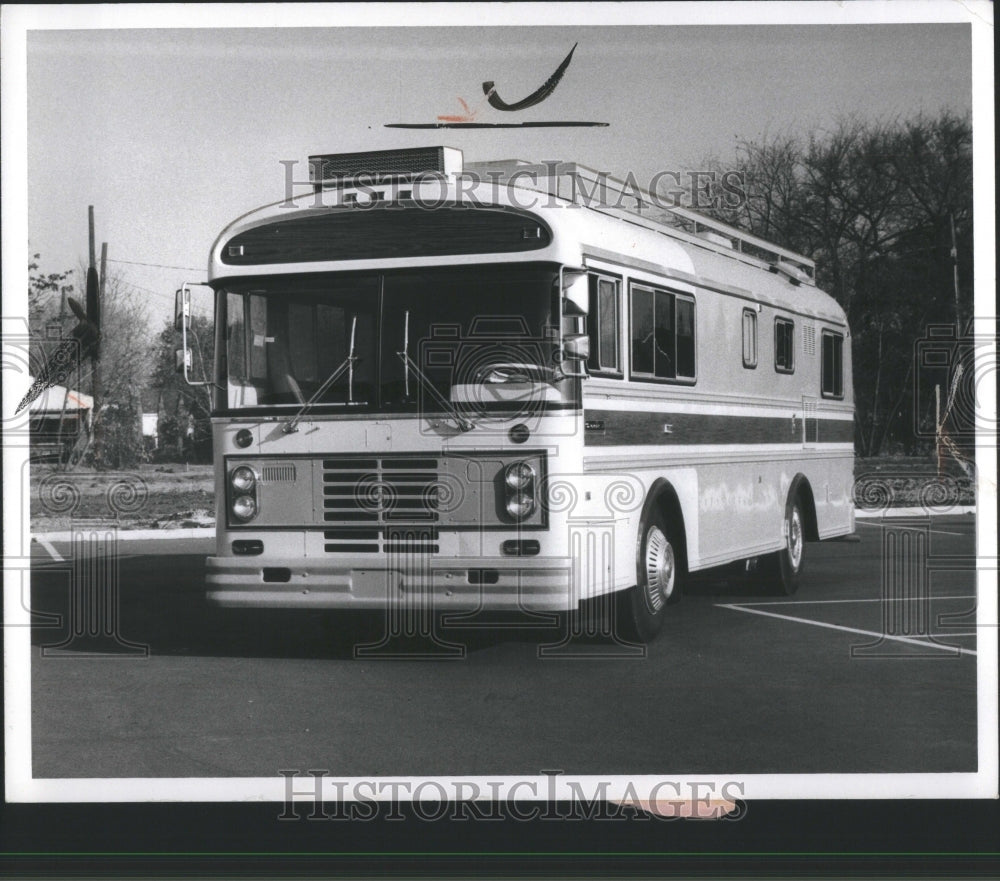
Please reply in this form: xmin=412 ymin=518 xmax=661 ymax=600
xmin=789 ymin=473 xmax=819 ymax=542
xmin=639 ymin=478 xmax=690 ymax=575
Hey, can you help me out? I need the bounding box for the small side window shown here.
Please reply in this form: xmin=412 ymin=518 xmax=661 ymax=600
xmin=821 ymin=330 xmax=844 ymax=398
xmin=587 ymin=275 xmax=621 ymax=374
xmin=742 ymin=308 xmax=757 ymax=368
xmin=775 ymin=317 xmax=794 ymax=373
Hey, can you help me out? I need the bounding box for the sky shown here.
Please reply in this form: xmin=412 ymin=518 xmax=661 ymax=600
xmin=13 ymin=10 xmax=976 ymax=331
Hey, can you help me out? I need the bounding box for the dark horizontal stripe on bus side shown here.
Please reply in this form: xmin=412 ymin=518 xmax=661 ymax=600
xmin=583 ymin=409 xmax=854 ymax=446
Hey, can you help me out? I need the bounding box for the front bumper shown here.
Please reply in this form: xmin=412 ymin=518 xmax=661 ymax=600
xmin=205 ymin=554 xmax=576 ymax=612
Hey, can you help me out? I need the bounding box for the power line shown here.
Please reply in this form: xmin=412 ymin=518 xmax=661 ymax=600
xmin=108 ymin=257 xmax=206 ymax=273
xmin=118 ymin=280 xmax=176 ymax=302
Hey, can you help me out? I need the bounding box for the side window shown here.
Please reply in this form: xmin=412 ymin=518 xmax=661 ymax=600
xmin=774 ymin=317 xmax=794 ymax=373
xmin=742 ymin=308 xmax=758 ymax=368
xmin=587 ymin=274 xmax=621 ymax=374
xmin=248 ymin=294 xmax=269 ymax=380
xmin=821 ymin=330 xmax=844 ymax=398
xmin=226 ymin=292 xmax=247 ymax=381
xmin=630 ymin=284 xmax=696 ymax=382
xmin=676 ymin=297 xmax=695 ymax=378
xmin=630 ymin=286 xmax=656 ymax=375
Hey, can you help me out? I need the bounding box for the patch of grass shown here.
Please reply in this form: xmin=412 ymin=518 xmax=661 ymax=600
xmin=854 ymin=455 xmax=975 ymax=509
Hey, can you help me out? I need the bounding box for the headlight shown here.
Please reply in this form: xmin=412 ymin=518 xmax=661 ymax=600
xmin=231 ymin=494 xmax=258 ymax=521
xmin=504 ymin=461 xmax=536 ymax=490
xmin=505 ymin=492 xmax=535 ymax=520
xmin=231 ymin=465 xmax=256 ymax=492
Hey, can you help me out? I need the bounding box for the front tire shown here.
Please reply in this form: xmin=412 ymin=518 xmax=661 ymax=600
xmin=617 ymin=510 xmax=682 ymax=643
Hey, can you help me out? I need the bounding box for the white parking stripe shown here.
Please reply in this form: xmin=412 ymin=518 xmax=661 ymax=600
xmin=855 ymin=521 xmax=966 ymax=536
xmin=731 ymin=595 xmax=977 ymax=606
xmin=716 ymin=602 xmax=977 ymax=656
xmin=34 ymin=536 xmax=64 ymax=562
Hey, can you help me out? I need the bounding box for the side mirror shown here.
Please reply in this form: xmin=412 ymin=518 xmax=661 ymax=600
xmin=176 ymin=282 xmax=214 ymax=387
xmin=174 ymin=289 xmax=190 ymax=331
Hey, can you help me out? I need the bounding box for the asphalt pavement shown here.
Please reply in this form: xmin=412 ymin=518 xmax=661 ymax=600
xmin=26 ymin=515 xmax=979 ymax=778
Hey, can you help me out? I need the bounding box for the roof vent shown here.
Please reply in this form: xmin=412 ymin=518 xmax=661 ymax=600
xmin=308 ymin=147 xmax=463 ymax=189
xmin=770 ymin=260 xmax=809 ymax=286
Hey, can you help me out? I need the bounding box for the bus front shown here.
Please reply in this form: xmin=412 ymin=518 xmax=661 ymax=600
xmin=200 ymin=150 xmax=591 ymax=614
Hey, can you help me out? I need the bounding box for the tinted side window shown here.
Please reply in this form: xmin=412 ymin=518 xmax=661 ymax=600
xmin=587 ymin=274 xmax=621 ymax=374
xmin=775 ymin=317 xmax=794 ymax=373
xmin=630 ymin=284 xmax=695 ymax=382
xmin=676 ymin=297 xmax=695 ymax=378
xmin=822 ymin=330 xmax=844 ymax=397
xmin=742 ymin=308 xmax=757 ymax=368
xmin=630 ymin=286 xmax=656 ymax=375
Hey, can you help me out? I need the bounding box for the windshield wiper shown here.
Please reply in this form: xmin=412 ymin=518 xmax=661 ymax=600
xmin=396 ymin=351 xmax=473 ymax=432
xmin=283 ymin=315 xmax=358 ymax=433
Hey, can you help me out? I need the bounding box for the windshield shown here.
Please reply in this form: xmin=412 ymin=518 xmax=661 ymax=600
xmin=220 ymin=264 xmax=570 ymax=415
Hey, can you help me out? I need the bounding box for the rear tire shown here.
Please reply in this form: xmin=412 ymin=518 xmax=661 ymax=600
xmin=617 ymin=509 xmax=682 ymax=643
xmin=759 ymin=494 xmax=805 ymax=595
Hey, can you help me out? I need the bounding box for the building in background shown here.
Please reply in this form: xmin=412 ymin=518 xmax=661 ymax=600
xmin=27 ymin=377 xmax=92 ymax=462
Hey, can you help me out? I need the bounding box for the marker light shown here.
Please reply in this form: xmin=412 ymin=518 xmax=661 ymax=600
xmin=231 ymin=466 xmax=257 ymax=492
xmin=231 ymin=494 xmax=258 ymax=522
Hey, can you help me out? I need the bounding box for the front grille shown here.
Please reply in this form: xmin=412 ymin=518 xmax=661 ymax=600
xmin=323 ymin=528 xmax=438 ymax=555
xmin=322 ymin=456 xmax=439 ymax=526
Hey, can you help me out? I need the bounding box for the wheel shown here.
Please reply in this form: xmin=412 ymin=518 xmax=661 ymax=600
xmin=617 ymin=509 xmax=682 ymax=643
xmin=759 ymin=494 xmax=805 ymax=595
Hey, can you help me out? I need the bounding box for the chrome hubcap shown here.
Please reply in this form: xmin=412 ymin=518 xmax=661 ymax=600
xmin=644 ymin=525 xmax=675 ymax=611
xmin=788 ymin=507 xmax=803 ymax=571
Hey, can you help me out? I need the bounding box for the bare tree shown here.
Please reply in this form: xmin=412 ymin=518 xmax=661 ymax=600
xmin=700 ymin=112 xmax=972 ymax=456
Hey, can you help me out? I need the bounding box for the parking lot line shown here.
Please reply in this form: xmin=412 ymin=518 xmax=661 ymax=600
xmin=855 ymin=521 xmax=967 ymax=536
xmin=715 ymin=602 xmax=977 ymax=656
xmin=34 ymin=536 xmax=64 ymax=562
xmin=729 ymin=595 xmax=977 ymax=606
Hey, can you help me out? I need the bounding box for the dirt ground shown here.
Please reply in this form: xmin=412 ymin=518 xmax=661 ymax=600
xmin=27 ymin=456 xmax=976 ymax=533
xmin=30 ymin=464 xmax=215 ymax=533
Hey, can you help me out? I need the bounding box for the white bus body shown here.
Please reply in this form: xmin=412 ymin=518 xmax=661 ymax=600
xmin=191 ymin=147 xmax=854 ymax=641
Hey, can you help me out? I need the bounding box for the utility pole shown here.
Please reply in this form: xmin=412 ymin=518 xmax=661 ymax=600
xmin=84 ymin=205 xmax=103 ymax=468
xmin=93 ymin=241 xmax=107 ymax=467
xmin=949 ymin=212 xmax=961 ymax=329
xmin=88 ymin=206 xmax=96 ymax=268
xmin=55 ymin=284 xmax=72 ymax=467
